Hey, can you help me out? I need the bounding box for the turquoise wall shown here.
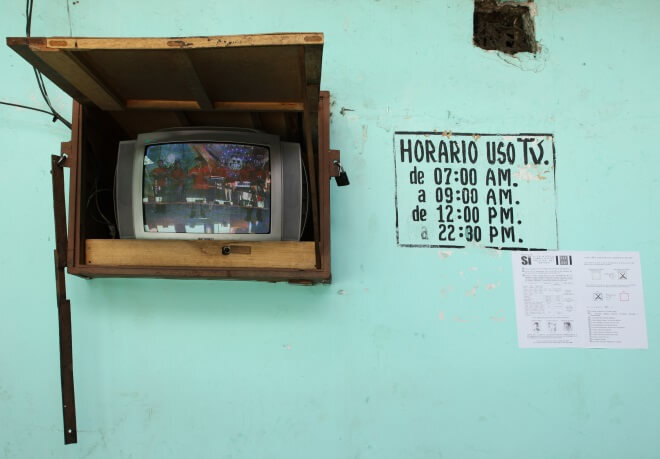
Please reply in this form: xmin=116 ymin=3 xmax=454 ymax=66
xmin=1 ymin=1 xmax=659 ymax=458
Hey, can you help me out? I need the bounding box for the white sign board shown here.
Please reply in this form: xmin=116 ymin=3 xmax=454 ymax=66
xmin=394 ymin=132 xmax=557 ymax=249
xmin=512 ymin=251 xmax=648 ymax=349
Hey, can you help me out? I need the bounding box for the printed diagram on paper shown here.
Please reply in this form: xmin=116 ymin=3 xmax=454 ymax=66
xmin=512 ymin=251 xmax=648 ymax=349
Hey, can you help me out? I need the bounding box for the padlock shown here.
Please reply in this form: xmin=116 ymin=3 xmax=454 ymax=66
xmin=334 ymin=161 xmax=350 ymax=186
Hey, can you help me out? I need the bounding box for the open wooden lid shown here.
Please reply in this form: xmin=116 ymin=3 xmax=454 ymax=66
xmin=6 ymin=34 xmax=323 ymax=113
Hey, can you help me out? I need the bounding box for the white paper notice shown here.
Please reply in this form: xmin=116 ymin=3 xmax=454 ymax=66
xmin=512 ymin=251 xmax=648 ymax=349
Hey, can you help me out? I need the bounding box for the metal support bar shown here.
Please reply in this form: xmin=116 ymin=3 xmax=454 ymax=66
xmin=51 ymin=155 xmax=78 ymax=445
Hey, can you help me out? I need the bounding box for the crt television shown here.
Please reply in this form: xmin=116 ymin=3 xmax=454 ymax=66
xmin=115 ymin=127 xmax=307 ymax=241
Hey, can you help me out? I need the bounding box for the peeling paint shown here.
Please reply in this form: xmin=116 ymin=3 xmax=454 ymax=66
xmin=167 ymin=40 xmax=193 ymax=48
xmin=438 ymin=311 xmax=445 ymax=320
xmin=471 ymin=243 xmax=504 ymax=257
xmin=439 ymin=285 xmax=454 ymax=299
xmin=490 ymin=308 xmax=506 ymax=322
xmin=337 ymin=289 xmax=347 ymax=295
xmin=466 ymin=284 xmax=479 ymax=296
xmin=514 ymin=164 xmax=548 ymax=182
xmin=452 ymin=316 xmax=473 ymax=323
xmin=528 ymin=2 xmax=538 ymax=17
xmin=490 ymin=311 xmax=506 ymax=322
xmin=485 ymin=283 xmax=499 ymax=290
xmin=494 ymin=47 xmax=548 ymax=72
xmin=437 ymin=249 xmax=453 ymax=259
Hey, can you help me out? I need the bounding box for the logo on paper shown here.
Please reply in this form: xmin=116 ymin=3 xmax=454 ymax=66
xmin=555 ymin=255 xmax=572 ymax=265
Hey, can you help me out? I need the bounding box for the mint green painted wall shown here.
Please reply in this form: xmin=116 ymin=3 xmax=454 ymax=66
xmin=1 ymin=1 xmax=659 ymax=458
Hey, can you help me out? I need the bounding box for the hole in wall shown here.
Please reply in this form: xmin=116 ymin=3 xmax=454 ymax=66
xmin=473 ymin=0 xmax=538 ymax=55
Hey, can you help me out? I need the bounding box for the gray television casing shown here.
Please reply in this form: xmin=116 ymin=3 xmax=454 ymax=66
xmin=115 ymin=128 xmax=303 ymax=241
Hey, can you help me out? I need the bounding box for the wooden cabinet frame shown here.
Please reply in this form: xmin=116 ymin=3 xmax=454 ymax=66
xmin=61 ymin=92 xmax=333 ymax=283
xmin=9 ymin=34 xmax=338 ymax=284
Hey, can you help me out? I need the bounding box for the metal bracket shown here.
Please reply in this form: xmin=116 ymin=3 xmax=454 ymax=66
xmin=328 ymin=149 xmax=340 ymax=177
xmin=59 ymin=141 xmax=72 ymax=168
xmin=51 ymin=155 xmax=77 ymax=445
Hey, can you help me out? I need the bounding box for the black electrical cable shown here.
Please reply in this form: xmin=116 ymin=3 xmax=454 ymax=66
xmin=33 ymin=68 xmax=72 ymax=128
xmin=26 ymin=0 xmax=33 ymax=36
xmin=0 ymin=100 xmax=56 ymax=116
xmin=14 ymin=0 xmax=73 ymax=129
xmin=2 ymin=0 xmax=73 ymax=128
xmin=0 ymin=97 xmax=72 ymax=127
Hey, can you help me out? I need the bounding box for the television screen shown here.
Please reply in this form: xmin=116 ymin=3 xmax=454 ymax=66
xmin=115 ymin=128 xmax=303 ymax=241
xmin=142 ymin=142 xmax=271 ymax=235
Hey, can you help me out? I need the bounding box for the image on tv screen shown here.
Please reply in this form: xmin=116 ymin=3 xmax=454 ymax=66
xmin=142 ymin=142 xmax=271 ymax=234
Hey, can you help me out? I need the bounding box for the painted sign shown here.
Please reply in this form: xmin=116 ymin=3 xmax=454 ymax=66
xmin=394 ymin=132 xmax=557 ymax=249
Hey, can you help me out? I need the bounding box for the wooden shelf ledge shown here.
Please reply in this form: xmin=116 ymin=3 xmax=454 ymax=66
xmin=10 ymin=34 xmax=324 ymax=51
xmin=124 ymin=100 xmax=305 ymax=111
xmin=86 ymin=239 xmax=317 ymax=270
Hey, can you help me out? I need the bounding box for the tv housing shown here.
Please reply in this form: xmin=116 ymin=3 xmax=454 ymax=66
xmin=115 ymin=127 xmax=307 ymax=241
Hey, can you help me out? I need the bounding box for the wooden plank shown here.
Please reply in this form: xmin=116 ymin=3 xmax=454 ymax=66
xmin=250 ymin=112 xmax=263 ymax=130
xmin=170 ymin=51 xmax=213 ymax=110
xmin=317 ymin=91 xmax=332 ymax=278
xmin=31 ymin=34 xmax=324 ymax=51
xmin=56 ymin=298 xmax=78 ymax=444
xmin=304 ymin=46 xmax=323 ymax=206
xmin=214 ymin=101 xmax=304 ymax=111
xmin=304 ymin=45 xmax=323 ymax=110
xmin=67 ymin=102 xmax=83 ymax=267
xmin=35 ymin=50 xmax=123 ymax=110
xmin=259 ymin=112 xmax=288 ymax=139
xmin=190 ymin=46 xmax=305 ymax=105
xmin=174 ymin=111 xmax=191 ymax=126
xmin=125 ymin=99 xmax=201 ymax=110
xmin=303 ymin=108 xmax=320 ymax=247
xmin=51 ymin=155 xmax=78 ymax=444
xmin=300 ymin=46 xmax=321 ymax=247
xmin=184 ymin=111 xmax=255 ymax=130
xmin=52 ymin=156 xmax=68 ymax=268
xmin=68 ymin=264 xmax=331 ymax=283
xmin=8 ymin=36 xmax=321 ymax=111
xmin=109 ymin=110 xmax=191 ymax=138
xmin=86 ymin=239 xmax=317 ymax=270
xmin=124 ymin=100 xmax=304 ymax=111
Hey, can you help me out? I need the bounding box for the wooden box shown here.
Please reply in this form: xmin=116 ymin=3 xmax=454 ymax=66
xmin=8 ymin=34 xmax=337 ymax=283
